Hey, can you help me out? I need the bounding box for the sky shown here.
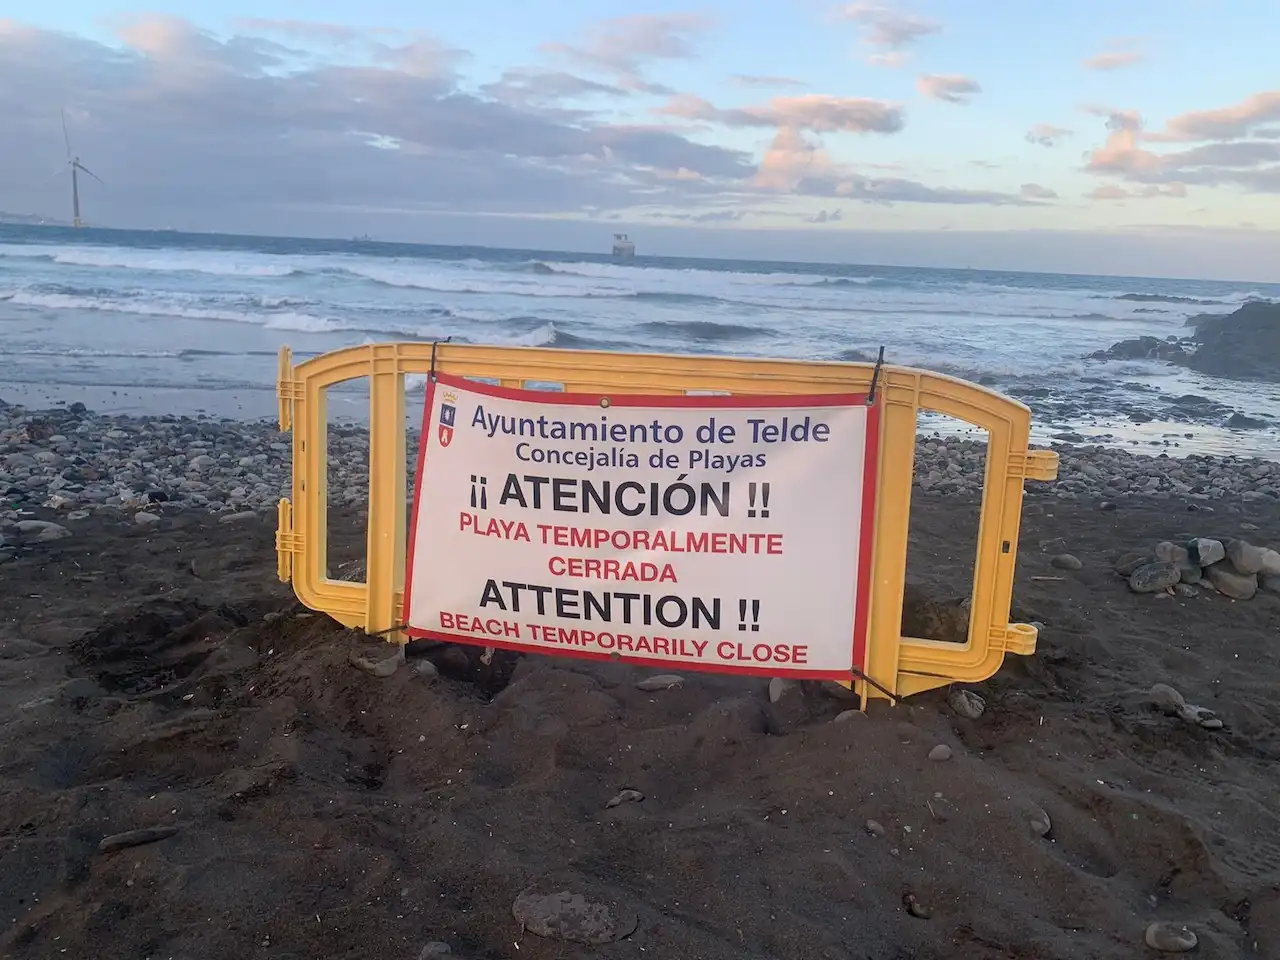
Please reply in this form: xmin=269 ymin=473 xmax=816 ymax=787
xmin=3 ymin=1 xmax=1280 ymax=278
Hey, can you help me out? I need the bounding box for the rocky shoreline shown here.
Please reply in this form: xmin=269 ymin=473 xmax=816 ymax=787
xmin=3 ymin=401 xmax=1280 ymax=539
xmin=1089 ymin=298 xmax=1280 ymax=383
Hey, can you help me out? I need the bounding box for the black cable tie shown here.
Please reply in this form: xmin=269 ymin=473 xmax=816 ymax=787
xmin=850 ymin=664 xmax=897 ymax=706
xmin=428 ymin=337 xmax=453 ymax=382
xmin=866 ymin=346 xmax=886 ymax=406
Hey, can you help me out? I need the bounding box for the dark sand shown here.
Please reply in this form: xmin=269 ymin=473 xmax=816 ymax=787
xmin=2 ymin=494 xmax=1279 ymax=960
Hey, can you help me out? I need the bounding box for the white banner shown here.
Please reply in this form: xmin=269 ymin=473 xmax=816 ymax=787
xmin=403 ymin=374 xmax=879 ymax=679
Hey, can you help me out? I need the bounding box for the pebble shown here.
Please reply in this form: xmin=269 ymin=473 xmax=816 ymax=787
xmin=1050 ymin=553 xmax=1083 ymax=571
xmin=864 ymin=819 xmax=887 ymax=837
xmin=133 ymin=511 xmax=162 ymax=525
xmin=1144 ymin=921 xmax=1198 ymax=953
xmin=1226 ymin=538 xmax=1267 ymax=575
xmin=1027 ymin=803 xmax=1052 ymax=838
xmin=414 ymin=659 xmax=440 ymax=680
xmin=1189 ymin=538 xmax=1226 ymax=567
xmin=635 ymin=674 xmax=684 ymax=692
xmin=512 ymin=883 xmax=638 ymax=944
xmin=947 ymin=688 xmax=986 ymax=720
xmin=1205 ymin=561 xmax=1258 ymax=600
xmin=832 ymin=709 xmax=864 ymax=723
xmin=2 ymin=404 xmax=1278 ymax=533
xmin=1129 ymin=561 xmax=1181 ymax=594
xmin=927 ymin=744 xmax=953 ymax=762
xmin=1148 ymin=683 xmax=1187 ymax=713
xmin=605 ymin=788 xmax=644 ymax=809
xmin=768 ymin=677 xmax=797 ymax=703
xmin=418 ymin=943 xmax=453 ymax=959
xmin=14 ymin=519 xmax=71 ymax=541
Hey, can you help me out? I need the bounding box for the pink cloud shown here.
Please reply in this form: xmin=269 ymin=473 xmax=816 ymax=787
xmin=658 ymin=92 xmax=905 ymax=134
xmin=1083 ymin=50 xmax=1143 ymax=70
xmin=755 ymin=128 xmax=835 ymax=190
xmin=916 ymin=73 xmax=981 ymax=105
xmin=1150 ymin=90 xmax=1280 ymax=142
xmin=836 ymin=3 xmax=940 ymax=49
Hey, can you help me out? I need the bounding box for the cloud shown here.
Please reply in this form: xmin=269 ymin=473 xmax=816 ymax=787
xmin=481 ymin=67 xmax=629 ymax=105
xmin=731 ymin=74 xmax=805 ymax=88
xmin=1086 ymin=183 xmax=1187 ymax=200
xmin=1025 ymin=123 xmax=1072 ymax=147
xmin=1083 ymin=99 xmax=1280 ymax=193
xmin=0 ymin=14 xmax=1062 ymax=234
xmin=916 ymin=74 xmax=980 ymax=105
xmin=1083 ymin=50 xmax=1143 ymax=70
xmin=232 ymin=18 xmax=396 ymax=44
xmin=1020 ymin=182 xmax=1058 ymax=200
xmin=836 ymin=3 xmax=940 ymax=62
xmin=658 ymin=92 xmax=905 ymax=134
xmin=0 ymin=17 xmax=755 ymax=223
xmin=539 ymin=13 xmax=713 ymax=93
xmin=1150 ymin=90 xmax=1280 ymax=142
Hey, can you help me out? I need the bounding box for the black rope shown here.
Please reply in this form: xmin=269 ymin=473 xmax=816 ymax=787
xmin=428 ymin=337 xmax=453 ymax=382
xmin=850 ymin=664 xmax=898 ymax=705
xmin=366 ymin=623 xmax=408 ymax=638
xmin=866 ymin=346 xmax=886 ymax=406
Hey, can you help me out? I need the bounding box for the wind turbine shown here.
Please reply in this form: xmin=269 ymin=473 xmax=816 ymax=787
xmin=59 ymin=109 xmax=103 ymax=228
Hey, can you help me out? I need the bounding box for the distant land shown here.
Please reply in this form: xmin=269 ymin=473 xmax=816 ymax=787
xmin=0 ymin=212 xmax=71 ymax=227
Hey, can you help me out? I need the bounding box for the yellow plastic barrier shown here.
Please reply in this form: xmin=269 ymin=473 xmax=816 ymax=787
xmin=275 ymin=342 xmax=1058 ymax=705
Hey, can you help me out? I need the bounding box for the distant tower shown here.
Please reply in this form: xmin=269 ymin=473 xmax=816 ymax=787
xmin=612 ymin=233 xmax=635 ymax=258
xmin=60 ymin=110 xmax=103 ymax=228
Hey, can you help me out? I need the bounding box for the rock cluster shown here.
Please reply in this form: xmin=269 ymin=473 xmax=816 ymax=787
xmin=1090 ymin=299 xmax=1280 ymax=384
xmin=1117 ymin=537 xmax=1280 ymax=601
xmin=914 ymin=437 xmax=1280 ymax=502
xmin=1 ymin=399 xmax=1278 ymax=551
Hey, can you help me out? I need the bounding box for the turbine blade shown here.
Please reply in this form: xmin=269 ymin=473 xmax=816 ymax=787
xmin=61 ymin=108 xmax=72 ymax=160
xmin=77 ymin=162 xmax=104 ymax=185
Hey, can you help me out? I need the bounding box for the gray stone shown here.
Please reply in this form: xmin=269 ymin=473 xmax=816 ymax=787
xmin=1115 ymin=551 xmax=1154 ymax=576
xmin=768 ymin=677 xmax=799 ymax=703
xmin=1261 ymin=574 xmax=1280 ymax=596
xmin=134 ymin=511 xmax=162 ymax=525
xmin=636 ymin=674 xmax=684 ymax=691
xmin=1257 ymin=547 xmax=1280 ymax=576
xmin=1154 ymin=541 xmax=1190 ymax=565
xmin=1144 ymin=921 xmax=1198 ymax=953
xmin=418 ymin=942 xmax=453 ymax=959
xmin=832 ymin=709 xmax=864 ymax=723
xmin=218 ymin=510 xmax=258 ymax=524
xmin=947 ymin=688 xmax=986 ymax=720
xmin=1178 ymin=561 xmax=1202 ymax=584
xmin=512 ymin=883 xmax=638 ymax=945
xmin=864 ymin=819 xmax=887 ymax=837
xmin=1205 ymin=561 xmax=1258 ymax=600
xmin=927 ymin=744 xmax=953 ymax=762
xmin=1225 ymin=538 xmax=1267 ymax=575
xmin=1188 ymin=537 xmax=1225 ymax=566
xmin=1027 ymin=803 xmax=1052 ymax=838
xmin=1149 ymin=683 xmax=1186 ymax=714
xmin=1129 ymin=561 xmax=1181 ymax=594
xmin=189 ymin=454 xmax=217 ymax=471
xmin=1050 ymin=553 xmax=1083 ymax=571
xmin=14 ymin=519 xmax=71 ymax=541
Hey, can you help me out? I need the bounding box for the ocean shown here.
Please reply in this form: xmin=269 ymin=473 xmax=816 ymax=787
xmin=2 ymin=224 xmax=1278 ymax=457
